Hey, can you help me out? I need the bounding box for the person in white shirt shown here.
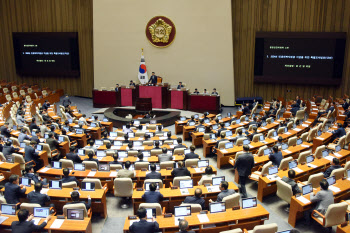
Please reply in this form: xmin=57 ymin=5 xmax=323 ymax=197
xmin=78 ymin=114 xmax=87 ymax=125
xmin=198 ymin=166 xmax=216 ymax=185
xmin=123 ymin=123 xmax=133 ymax=134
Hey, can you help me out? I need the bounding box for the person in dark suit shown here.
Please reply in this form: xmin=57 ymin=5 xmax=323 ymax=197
xmin=110 ymin=153 xmax=122 ymax=165
xmin=142 ymin=182 xmax=163 ymax=203
xmin=324 ymin=158 xmax=342 ymax=178
xmin=177 ymin=82 xmax=184 ymax=89
xmin=4 ymin=174 xmax=26 ymax=204
xmin=129 ymin=207 xmax=160 ymax=233
xmin=184 ymin=145 xmax=199 ymax=161
xmin=269 ymin=145 xmax=283 ymax=167
xmin=209 ymin=181 xmax=236 ymax=203
xmin=29 ymin=118 xmax=40 ymax=132
xmin=332 ymin=123 xmax=346 ymax=140
xmin=0 ymin=122 xmax=12 ymax=138
xmin=27 ymin=182 xmax=50 ymax=206
xmin=84 ymin=151 xmax=99 ymax=166
xmin=171 ymin=161 xmax=191 ymax=177
xmin=176 ymin=219 xmax=195 ymax=233
xmin=61 ymin=168 xmax=79 ymax=184
xmin=153 ymin=140 xmax=160 ymax=149
xmin=31 ymin=130 xmax=40 ymax=144
xmin=62 ymin=95 xmax=72 ymax=108
xmin=242 ymin=103 xmax=250 ymax=115
xmin=158 ymin=147 xmax=172 ymax=163
xmin=211 ymin=88 xmax=218 ymax=95
xmin=18 ymin=128 xmax=31 ymax=143
xmin=46 ymin=132 xmax=60 ymax=151
xmin=129 ymin=80 xmax=136 ymax=87
xmin=148 ymin=72 xmax=158 ymax=85
xmin=193 ymin=88 xmax=200 ymax=94
xmin=217 ymin=123 xmax=227 ymax=136
xmin=174 ymin=138 xmax=187 ymax=149
xmin=66 ymin=146 xmax=82 ymax=164
xmin=24 ymin=165 xmax=47 ymax=186
xmin=11 ymin=209 xmax=51 ymax=233
xmin=281 ymin=170 xmax=301 ymax=195
xmin=232 ymin=145 xmax=254 ymax=198
xmin=42 ymin=100 xmax=50 ymax=111
xmin=317 ymin=102 xmax=335 ymax=119
xmin=146 ymin=163 xmax=162 ymax=180
xmin=3 ymin=141 xmax=19 ymax=160
xmin=115 ymin=84 xmax=119 ymax=92
xmin=248 ymin=126 xmax=258 ymax=141
xmin=213 ymin=132 xmax=227 ymax=153
xmin=66 ymin=191 xmax=91 ymax=210
xmin=296 ymin=96 xmax=301 ymax=106
xmin=24 ymin=141 xmax=42 ymax=171
xmin=183 ymin=188 xmax=205 ymax=210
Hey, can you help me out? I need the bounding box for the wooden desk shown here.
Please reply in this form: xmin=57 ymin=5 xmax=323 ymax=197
xmin=312 ymin=132 xmax=333 ymax=152
xmin=0 ymin=215 xmax=92 ymax=233
xmin=124 ymin=204 xmax=269 ymax=233
xmin=87 ymin=118 xmax=113 ymax=132
xmin=0 ymin=162 xmax=21 ymax=180
xmin=175 ymin=120 xmax=188 ymax=134
xmin=132 ymin=182 xmax=238 ymax=214
xmin=337 ymin=224 xmax=350 ymax=233
xmin=17 ymin=148 xmax=49 ymax=167
xmin=183 ymin=125 xmax=195 ymax=141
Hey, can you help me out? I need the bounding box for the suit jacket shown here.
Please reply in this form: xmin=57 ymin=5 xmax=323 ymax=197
xmin=29 ymin=123 xmax=40 ymax=132
xmin=184 ymin=152 xmax=199 ymax=161
xmin=0 ymin=126 xmax=11 ymax=138
xmin=62 ymin=96 xmax=71 ymax=107
xmin=281 ymin=176 xmax=301 ymax=195
xmin=145 ymin=171 xmax=162 ymax=180
xmin=183 ymin=196 xmax=205 ymax=210
xmin=66 ymin=199 xmax=91 ymax=210
xmin=24 ymin=173 xmax=40 ymax=184
xmin=174 ymin=144 xmax=187 ymax=150
xmin=27 ymin=190 xmax=50 ymax=206
xmin=158 ymin=154 xmax=173 ymax=163
xmin=149 ymin=75 xmax=158 ymax=84
xmin=46 ymin=138 xmax=60 ymax=151
xmin=61 ymin=176 xmax=79 ymax=184
xmin=11 ymin=220 xmax=47 ymax=233
xmin=4 ymin=182 xmax=26 ymax=204
xmin=248 ymin=132 xmax=258 ymax=141
xmin=31 ymin=135 xmax=40 ymax=144
xmin=310 ymin=189 xmax=334 ymax=214
xmin=269 ymin=151 xmax=283 ymax=167
xmin=84 ymin=157 xmax=99 ymax=166
xmin=117 ymin=169 xmax=135 ymax=178
xmin=233 ymin=152 xmax=254 ymax=177
xmin=177 ymin=85 xmax=184 ymax=89
xmin=66 ymin=152 xmax=82 ymax=163
xmin=171 ymin=167 xmax=191 ymax=177
xmin=3 ymin=145 xmax=17 ymax=157
xmin=215 ymin=138 xmax=227 ymax=148
xmin=243 ymin=106 xmax=250 ymax=115
xmin=142 ymin=191 xmax=164 ymax=203
xmin=323 ymin=165 xmax=342 ymax=178
xmin=42 ymin=102 xmax=50 ymax=110
xmin=18 ymin=133 xmax=30 ymax=143
xmin=332 ymin=127 xmax=346 ymax=139
xmin=129 ymin=219 xmax=160 ymax=233
xmin=24 ymin=145 xmax=40 ymax=163
xmin=217 ymin=189 xmax=236 ymax=202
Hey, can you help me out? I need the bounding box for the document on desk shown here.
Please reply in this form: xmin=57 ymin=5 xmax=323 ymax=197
xmin=267 ymin=175 xmax=281 ymax=181
xmin=87 ymin=127 xmax=93 ymax=129
xmin=294 ymin=128 xmax=302 ymax=132
xmin=0 ymin=216 xmax=8 ymax=224
xmin=40 ymin=167 xmax=50 ymax=173
xmin=51 ymin=219 xmax=65 ymax=228
xmin=220 ymin=149 xmax=228 ymax=153
xmin=158 ymin=137 xmax=167 ymax=140
xmin=285 ymin=132 xmax=291 ymax=135
xmin=31 ymin=218 xmax=41 ymax=225
xmin=116 ymin=137 xmax=124 ymax=140
xmin=180 ymin=189 xmax=189 ymax=195
xmin=40 ymin=188 xmax=49 ymax=194
xmin=109 ymin=172 xmax=117 ymax=177
xmin=194 ymin=168 xmax=204 ymax=173
xmin=88 ymin=171 xmax=96 ymax=177
xmin=296 ymin=196 xmax=311 ymax=204
xmin=329 ymin=186 xmax=341 ymax=193
xmin=111 ymin=146 xmax=121 ymax=150
xmin=260 ymin=127 xmax=267 ymax=130
xmin=334 ymin=153 xmax=342 ymax=157
xmin=283 ymin=150 xmax=292 ymax=154
xmin=207 ymin=186 xmax=220 ymax=193
xmin=293 ymin=167 xmax=303 ymax=173
xmin=301 ymin=144 xmax=310 ymax=148
xmin=169 ymin=145 xmax=175 ymax=149
xmin=302 ymin=124 xmax=309 ymax=127
xmin=197 ymin=214 xmax=209 ymax=223
xmin=315 ymin=137 xmax=324 ymax=140
xmin=324 ymin=156 xmax=334 ymax=161
xmin=307 ymin=163 xmax=317 ymax=168
xmin=305 ymin=121 xmax=311 ymax=124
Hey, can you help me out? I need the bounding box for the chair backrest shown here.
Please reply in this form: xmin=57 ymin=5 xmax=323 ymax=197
xmin=63 ymin=203 xmax=88 ymax=217
xmin=344 ymin=161 xmax=350 ymax=174
xmin=330 ymin=168 xmax=345 ymax=180
xmin=10 ymin=137 xmax=19 ymax=147
xmin=248 ymin=124 xmax=255 ymax=131
xmin=252 ymin=133 xmax=262 ymax=143
xmin=236 ymin=137 xmax=247 ymax=146
xmin=276 ymin=179 xmax=293 ymax=204
xmin=219 ymin=229 xmax=243 ymax=233
xmin=297 ymin=150 xmax=312 ymax=164
xmin=314 ymin=145 xmax=326 ymax=159
xmin=324 ymin=202 xmax=348 ymax=227
xmin=266 ymin=117 xmax=272 ymax=124
xmin=278 ymin=157 xmax=293 ymax=170
xmin=295 ymin=109 xmax=305 ymax=121
xmin=110 ymin=164 xmax=123 ymax=170
xmin=0 ymin=152 xmax=5 ymax=162
xmin=62 ymin=181 xmax=78 ymax=188
xmin=307 ymin=173 xmax=324 ymax=188
xmin=185 ymin=159 xmax=199 ymax=167
xmin=39 ymin=143 xmax=52 ymax=158
xmin=256 ymin=145 xmax=268 ymax=156
xmin=160 ymin=161 xmax=175 ymax=169
xmin=261 ymin=161 xmax=273 ymax=176
xmin=337 ymin=135 xmax=346 ymax=148
xmin=135 ymin=132 xmax=145 ymax=137
xmin=218 ymin=140 xmax=229 ymax=149
xmin=198 ymin=176 xmax=214 ymax=186
xmin=174 ymin=148 xmax=185 ymax=155
xmin=267 ymin=129 xmax=276 ymax=138
xmin=252 ymin=223 xmax=278 ymax=233
xmin=239 ymin=115 xmax=246 ymax=122
xmin=144 ymin=179 xmax=163 ymax=188
xmin=13 ymin=153 xmax=25 ymax=170
xmin=300 ymin=132 xmax=308 ymax=142
xmin=142 ymin=141 xmax=153 ymax=146
xmin=308 ymin=128 xmax=317 ymax=141
xmin=82 ymin=178 xmax=103 ymax=189
xmin=82 ymin=161 xmax=98 ymax=170
xmin=180 ymin=203 xmax=202 ymax=213
xmin=277 ymin=127 xmax=286 ymax=135
xmin=59 ymin=159 xmax=74 ymax=169
xmin=288 ymin=136 xmax=297 ymax=147
xmin=287 ymin=121 xmax=294 ymax=130
xmin=203 ymin=133 xmax=210 ymax=140
xmin=222 ymin=193 xmax=240 ymax=209
xmin=20 ymin=203 xmax=41 ymax=213
xmin=173 ymin=176 xmax=191 ymax=187
xmin=139 ymin=203 xmax=163 ymax=216
xmin=134 ymin=162 xmax=150 ymax=170
xmin=151 ymin=149 xmax=162 ymax=156
xmin=114 ymin=178 xmax=133 ymax=197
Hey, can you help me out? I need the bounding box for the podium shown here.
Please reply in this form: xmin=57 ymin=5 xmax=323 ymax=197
xmin=169 ymin=89 xmax=188 ymax=110
xmin=120 ymin=86 xmax=138 ymax=106
xmin=138 ymin=85 xmax=168 ymax=108
xmin=135 ymin=98 xmax=152 ymax=112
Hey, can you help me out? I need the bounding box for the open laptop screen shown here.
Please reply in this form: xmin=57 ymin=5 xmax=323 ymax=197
xmin=242 ymin=197 xmax=257 ymax=209
xmin=209 ymin=202 xmax=226 ymax=213
xmin=174 ymin=206 xmax=191 ymax=217
xmin=33 ymin=207 xmax=50 ymax=218
xmin=67 ymin=209 xmax=84 ymax=220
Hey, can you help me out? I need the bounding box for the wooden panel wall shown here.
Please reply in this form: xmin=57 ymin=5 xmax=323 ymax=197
xmin=232 ymin=0 xmax=350 ymax=102
xmin=0 ymin=0 xmax=93 ymax=97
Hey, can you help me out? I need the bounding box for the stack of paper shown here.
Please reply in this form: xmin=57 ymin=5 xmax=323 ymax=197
xmin=220 ymin=149 xmax=228 ymax=153
xmin=194 ymin=168 xmax=204 ymax=173
xmin=293 ymin=167 xmax=303 ymax=173
xmin=315 ymin=137 xmax=324 ymax=140
xmin=301 ymin=124 xmax=309 ymax=127
xmin=180 ymin=189 xmax=189 ymax=195
xmin=207 ymin=186 xmax=220 ymax=192
xmin=301 ymin=145 xmax=309 ymax=147
xmin=294 ymin=128 xmax=302 ymax=131
xmin=40 ymin=167 xmax=50 ymax=173
xmin=109 ymin=172 xmax=117 ymax=177
xmin=267 ymin=175 xmax=281 ymax=181
xmin=111 ymin=146 xmax=121 ymax=150
xmin=283 ymin=150 xmax=292 ymax=154
xmin=50 ymin=219 xmax=65 ymax=228
xmin=40 ymin=188 xmax=49 ymax=194
xmin=197 ymin=214 xmax=209 ymax=223
xmin=329 ymin=186 xmax=341 ymax=193
xmin=334 ymin=153 xmax=342 ymax=157
xmin=296 ymin=196 xmax=311 ymax=204
xmin=324 ymin=156 xmax=334 ymax=161
xmin=307 ymin=163 xmax=317 ymax=168
xmin=88 ymin=171 xmax=96 ymax=177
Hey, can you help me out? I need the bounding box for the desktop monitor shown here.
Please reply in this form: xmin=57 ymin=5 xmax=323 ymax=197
xmin=225 ymin=142 xmax=234 ymax=149
xmin=1 ymin=204 xmax=16 ymax=215
xmin=74 ymin=163 xmax=85 ymax=171
xmin=317 ymin=130 xmax=322 ymax=136
xmin=33 ymin=207 xmax=50 ymax=218
xmin=146 ymin=208 xmax=157 ymax=219
xmin=98 ymin=164 xmax=110 ymax=171
xmin=306 ymin=155 xmax=314 ymax=163
xmin=144 ymin=182 xmax=160 ymax=191
xmin=198 ymin=160 xmax=209 ymax=168
xmin=134 ymin=120 xmax=140 ymax=126
xmin=19 ymin=177 xmax=31 ymax=187
xmin=242 ymin=197 xmax=257 ymax=209
xmin=96 ymin=151 xmax=106 ymax=157
xmin=209 ymin=202 xmax=226 ymax=213
xmin=90 ymin=123 xmax=97 ymax=127
xmin=67 ymin=209 xmax=84 ymax=220
xmin=31 ymin=131 xmax=36 ymax=137
xmin=288 ymin=160 xmax=298 ymax=169
xmin=302 ymin=184 xmax=313 ymax=195
xmin=49 ymin=180 xmax=62 ymax=189
xmin=271 ymin=118 xmax=275 ymax=123
xmin=227 ymin=112 xmax=231 ymax=117
xmin=268 ymin=166 xmax=278 ymax=175
xmin=262 ymin=122 xmax=267 ymax=127
xmin=174 ymin=206 xmax=191 ymax=217
xmin=51 ymin=161 xmax=62 ymax=169
xmin=194 ymin=114 xmax=199 ymax=119
xmin=273 ymin=131 xmax=278 ymax=137
xmin=81 ymin=182 xmax=95 ymax=191
xmin=281 ymin=144 xmax=288 ymax=150
xmin=179 ymin=180 xmax=193 ymax=189
xmin=327 ymin=175 xmax=336 ymax=186
xmin=212 ymin=176 xmax=225 ymax=186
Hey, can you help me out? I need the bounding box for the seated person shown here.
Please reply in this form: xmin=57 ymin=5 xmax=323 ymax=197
xmin=129 ymin=80 xmax=136 ymax=87
xmin=0 ymin=122 xmax=12 ymax=138
xmin=18 ymin=128 xmax=30 ymax=143
xmin=123 ymin=123 xmax=132 ymax=134
xmin=31 ymin=130 xmax=40 ymax=144
xmin=317 ymin=102 xmax=334 ymax=119
xmin=46 ymin=132 xmax=60 ymax=151
xmin=174 ymin=137 xmax=187 ymax=149
xmin=61 ymin=168 xmax=79 ymax=184
xmin=27 ymin=182 xmax=50 ymax=207
xmin=332 ymin=123 xmax=346 ymax=139
xmin=198 ymin=166 xmax=215 ymax=185
xmin=84 ymin=139 xmax=97 ymax=153
xmin=217 ymin=123 xmax=227 ymax=136
xmin=324 ymin=158 xmax=342 ymax=178
xmin=177 ymin=82 xmax=184 ymax=89
xmin=155 ymin=125 xmax=163 ymax=134
xmin=166 ymin=131 xmax=172 ymax=140
xmin=24 ymin=165 xmax=47 ymax=186
xmin=187 ymin=115 xmax=195 ymax=124
xmin=129 ymin=207 xmax=159 ymax=233
xmin=171 ymin=161 xmax=191 ymax=177
xmin=136 ymin=125 xmax=144 ymax=134
xmin=269 ymin=145 xmax=283 ymax=167
xmin=66 ymin=190 xmax=91 ymax=210
xmin=213 ymin=132 xmax=227 ymax=153
xmin=193 ymin=88 xmax=199 ymax=94
xmin=153 ymin=140 xmax=160 ymax=149
xmin=136 ymin=151 xmax=144 ymax=162
xmin=203 ymin=89 xmax=208 ymax=95
xmin=275 ymin=136 xmax=283 ymax=147
xmin=281 ymin=170 xmax=301 ymax=195
xmin=158 ymin=147 xmax=172 ymax=163
xmin=4 ymin=174 xmax=26 ymax=204
xmin=11 ymin=209 xmax=51 ymax=233
xmin=123 ymin=134 xmax=130 ymax=144
xmin=66 ymin=146 xmax=82 ymax=164
xmin=248 ymin=126 xmax=258 ymax=141
xmin=183 ymin=188 xmax=205 ymax=210
xmin=177 ymin=219 xmax=195 ymax=233
xmin=211 ymin=88 xmax=218 ymax=95
xmin=115 ymin=84 xmax=119 ymax=92
xmin=24 ymin=141 xmax=42 ymax=172
xmin=84 ymin=151 xmax=99 ymax=166
xmin=117 ymin=161 xmax=135 ymax=178
xmin=3 ymin=140 xmax=19 ymax=160
xmin=146 ymin=163 xmax=162 ymax=180
xmin=184 ymin=145 xmax=199 ymax=161
xmin=209 ymin=181 xmax=235 ymax=203
xmin=101 ymin=131 xmax=111 ymax=142
xmin=142 ymin=182 xmax=163 ymax=203
xmin=110 ymin=153 xmax=122 ymax=165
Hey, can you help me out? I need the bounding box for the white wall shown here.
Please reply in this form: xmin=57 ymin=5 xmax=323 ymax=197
xmin=93 ymin=0 xmax=235 ymax=105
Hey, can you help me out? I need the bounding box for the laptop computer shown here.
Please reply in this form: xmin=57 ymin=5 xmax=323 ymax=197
xmin=58 ymin=136 xmax=64 ymax=142
xmin=150 ymin=120 xmax=157 ymax=124
xmin=243 ymin=139 xmax=250 ymax=145
xmin=174 ymin=206 xmax=191 ymax=217
xmin=225 ymin=142 xmax=234 ymax=149
xmin=179 ymin=180 xmax=193 ymax=189
xmin=268 ymin=166 xmax=278 ymax=175
xmin=19 ymin=177 xmax=31 ymax=187
xmin=118 ymin=151 xmax=128 ymax=158
xmin=198 ymin=127 xmax=205 ymax=133
xmin=96 ymin=151 xmax=106 ymax=157
xmin=146 ymin=208 xmax=157 ymax=219
xmin=327 ymin=175 xmax=336 ymax=186
xmin=296 ymin=138 xmax=303 ymax=145
xmin=49 ymin=180 xmax=62 ymax=189
xmin=36 ymin=144 xmax=43 ymax=151
xmin=209 ymin=202 xmax=226 ymax=213
xmin=33 ymin=207 xmax=50 ymax=218
xmin=95 ymin=140 xmax=103 ymax=146
xmin=242 ymin=197 xmax=257 ymax=209
xmin=288 ymin=160 xmax=298 ymax=169
xmin=180 ymin=117 xmax=186 ymax=121
xmin=212 ymin=124 xmax=218 ymax=130
xmin=20 ymin=142 xmax=26 ymax=148
xmin=51 ymin=161 xmax=62 ymax=169
xmin=188 ymin=122 xmax=195 ymax=126
xmin=81 ymin=182 xmax=96 ymax=191
xmin=74 ymin=163 xmax=85 ymax=171
xmin=1 ymin=204 xmax=16 ymax=215
xmin=144 ymin=182 xmax=160 ymax=191
xmin=128 ymin=132 xmax=135 ymax=138
xmin=335 ymin=145 xmax=341 ymax=152
xmin=281 ymin=144 xmax=288 ymax=150
xmin=142 ymin=151 xmax=151 ymax=157
xmin=109 ymin=132 xmax=118 ymax=137
xmin=322 ymin=150 xmax=329 ymax=158
xmin=98 ymin=164 xmax=110 ymax=171
xmin=212 ymin=176 xmax=225 ymax=186
xmin=224 ymin=122 xmax=230 ymax=127
xmin=114 ymin=141 xmax=122 ymax=146
xmin=306 ymin=155 xmax=314 ymax=164
xmin=67 ymin=209 xmax=84 ymax=220
xmin=210 ymin=133 xmax=217 ymax=140
xmin=226 ymin=131 xmax=233 ymax=137
xmin=302 ymin=184 xmax=313 ymax=195
xmin=264 ymin=148 xmax=271 ymax=155
xmin=77 ymin=149 xmax=85 ymax=156
xmin=198 ymin=160 xmax=209 ymax=168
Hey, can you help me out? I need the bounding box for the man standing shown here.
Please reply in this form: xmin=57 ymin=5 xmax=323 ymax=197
xmin=232 ymin=145 xmax=254 ymax=198
xmin=148 ymin=72 xmax=158 ymax=85
xmin=62 ymin=94 xmax=72 ymax=108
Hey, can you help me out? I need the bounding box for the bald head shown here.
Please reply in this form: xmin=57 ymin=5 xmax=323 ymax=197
xmin=179 ymin=219 xmax=189 ymax=231
xmin=194 ymin=188 xmax=202 ymax=198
